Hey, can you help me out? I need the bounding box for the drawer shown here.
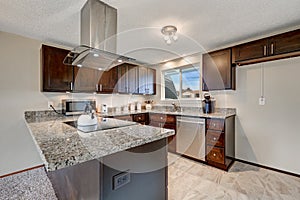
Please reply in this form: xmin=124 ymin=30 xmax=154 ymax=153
xmin=206 ymin=146 xmax=225 ymax=164
xmin=113 ymin=115 xmax=132 ymax=121
xmin=206 ymin=130 xmax=225 ymax=147
xmin=206 ymin=119 xmax=224 ymax=131
xmin=149 ymin=114 xmax=176 ymax=124
xmin=132 ymin=114 xmax=147 ymax=122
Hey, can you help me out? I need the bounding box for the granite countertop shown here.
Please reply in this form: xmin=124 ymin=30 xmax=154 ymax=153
xmin=25 ymin=114 xmax=175 ymax=172
xmin=100 ymin=108 xmax=236 ymax=119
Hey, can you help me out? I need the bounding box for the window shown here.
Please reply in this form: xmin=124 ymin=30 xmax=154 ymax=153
xmin=162 ymin=64 xmax=200 ymax=99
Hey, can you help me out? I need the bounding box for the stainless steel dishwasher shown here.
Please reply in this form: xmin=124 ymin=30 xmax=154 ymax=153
xmin=176 ymin=116 xmax=206 ymax=161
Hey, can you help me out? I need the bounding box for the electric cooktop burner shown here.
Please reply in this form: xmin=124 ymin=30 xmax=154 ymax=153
xmin=64 ymin=117 xmax=137 ymax=133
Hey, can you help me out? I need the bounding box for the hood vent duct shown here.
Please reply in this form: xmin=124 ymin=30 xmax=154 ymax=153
xmin=64 ymin=0 xmax=146 ymax=70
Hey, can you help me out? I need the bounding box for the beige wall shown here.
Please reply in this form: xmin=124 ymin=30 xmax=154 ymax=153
xmin=0 ymin=31 xmax=145 ymax=176
xmin=154 ymin=54 xmax=300 ymax=174
xmin=222 ymin=57 xmax=300 ymax=174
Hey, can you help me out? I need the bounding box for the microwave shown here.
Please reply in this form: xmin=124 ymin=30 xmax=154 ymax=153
xmin=62 ymin=99 xmax=96 ymax=116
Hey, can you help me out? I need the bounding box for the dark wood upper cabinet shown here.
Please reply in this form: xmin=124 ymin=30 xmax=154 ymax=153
xmin=138 ymin=67 xmax=156 ymax=95
xmin=98 ymin=67 xmax=118 ymax=93
xmin=73 ymin=67 xmax=99 ymax=93
xmin=269 ymin=29 xmax=300 ymax=55
xmin=41 ymin=44 xmax=157 ymax=95
xmin=117 ymin=64 xmax=138 ymax=94
xmin=41 ymin=45 xmax=73 ymax=92
xmin=232 ymin=39 xmax=269 ymax=62
xmin=233 ymin=28 xmax=300 ymax=66
xmin=203 ymin=48 xmax=235 ymax=91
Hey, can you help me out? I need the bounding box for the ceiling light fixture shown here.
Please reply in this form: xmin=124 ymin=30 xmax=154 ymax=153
xmin=161 ymin=25 xmax=178 ymax=45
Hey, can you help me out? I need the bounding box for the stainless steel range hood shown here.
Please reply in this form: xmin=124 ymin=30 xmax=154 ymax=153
xmin=63 ymin=0 xmax=145 ymax=70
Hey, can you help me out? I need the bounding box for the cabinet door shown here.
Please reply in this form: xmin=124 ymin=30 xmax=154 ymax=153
xmin=98 ymin=67 xmax=118 ymax=93
xmin=117 ymin=64 xmax=128 ymax=93
xmin=138 ymin=66 xmax=148 ymax=94
xmin=41 ymin=45 xmax=73 ymax=92
xmin=269 ymin=29 xmax=300 ymax=56
xmin=146 ymin=68 xmax=156 ymax=95
xmin=73 ymin=67 xmax=99 ymax=92
xmin=127 ymin=65 xmax=138 ymax=94
xmin=232 ymin=39 xmax=268 ymax=62
xmin=138 ymin=67 xmax=156 ymax=95
xmin=202 ymin=48 xmax=234 ymax=91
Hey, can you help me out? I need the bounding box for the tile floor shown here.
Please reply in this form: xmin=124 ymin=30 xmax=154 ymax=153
xmin=1 ymin=154 xmax=299 ymax=200
xmin=168 ymin=153 xmax=300 ymax=200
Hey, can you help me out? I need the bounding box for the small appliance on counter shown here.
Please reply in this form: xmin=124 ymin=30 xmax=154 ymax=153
xmin=145 ymin=100 xmax=153 ymax=110
xmin=130 ymin=103 xmax=136 ymax=111
xmin=137 ymin=102 xmax=142 ymax=111
xmin=202 ymin=93 xmax=216 ymax=113
xmin=62 ymin=99 xmax=96 ymax=116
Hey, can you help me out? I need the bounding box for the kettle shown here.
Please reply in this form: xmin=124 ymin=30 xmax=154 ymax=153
xmin=202 ymin=93 xmax=215 ymax=113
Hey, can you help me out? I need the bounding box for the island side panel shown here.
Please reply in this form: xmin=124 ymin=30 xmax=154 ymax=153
xmin=47 ymin=159 xmax=101 ymax=200
xmin=101 ymin=138 xmax=168 ymax=200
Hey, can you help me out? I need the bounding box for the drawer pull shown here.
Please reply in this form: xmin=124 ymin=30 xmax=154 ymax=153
xmin=213 ymin=153 xmax=216 ymax=157
xmin=213 ymin=137 xmax=217 ymax=141
xmin=213 ymin=123 xmax=216 ymax=127
xmin=160 ymin=117 xmax=163 ymax=120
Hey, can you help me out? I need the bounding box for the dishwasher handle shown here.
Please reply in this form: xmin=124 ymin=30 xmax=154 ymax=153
xmin=177 ymin=119 xmax=205 ymax=125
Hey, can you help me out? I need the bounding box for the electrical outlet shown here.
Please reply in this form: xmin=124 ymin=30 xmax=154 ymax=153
xmin=259 ymin=97 xmax=265 ymax=106
xmin=48 ymin=101 xmax=53 ymax=109
xmin=113 ymin=172 xmax=130 ymax=190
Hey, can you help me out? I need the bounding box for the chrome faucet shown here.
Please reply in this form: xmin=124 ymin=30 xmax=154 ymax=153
xmin=84 ymin=103 xmax=95 ymax=119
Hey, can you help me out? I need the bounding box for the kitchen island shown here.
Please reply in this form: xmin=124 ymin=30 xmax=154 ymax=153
xmin=25 ymin=111 xmax=174 ymax=200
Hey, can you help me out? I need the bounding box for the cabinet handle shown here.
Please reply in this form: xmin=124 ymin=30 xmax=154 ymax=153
xmin=213 ymin=137 xmax=217 ymax=141
xmin=263 ymin=45 xmax=267 ymax=56
xmin=70 ymin=82 xmax=73 ymax=91
xmin=271 ymin=43 xmax=274 ymax=55
xmin=96 ymin=84 xmax=98 ymax=91
xmin=99 ymin=84 xmax=103 ymax=92
xmin=213 ymin=153 xmax=216 ymax=157
xmin=213 ymin=123 xmax=216 ymax=127
xmin=160 ymin=117 xmax=163 ymax=120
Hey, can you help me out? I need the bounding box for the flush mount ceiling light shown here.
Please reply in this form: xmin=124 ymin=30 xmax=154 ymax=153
xmin=161 ymin=25 xmax=178 ymax=45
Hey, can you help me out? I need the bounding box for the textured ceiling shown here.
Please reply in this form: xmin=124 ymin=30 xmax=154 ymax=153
xmin=1 ymin=0 xmax=300 ymax=63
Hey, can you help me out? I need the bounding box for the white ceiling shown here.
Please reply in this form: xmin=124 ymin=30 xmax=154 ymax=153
xmin=1 ymin=0 xmax=300 ymax=63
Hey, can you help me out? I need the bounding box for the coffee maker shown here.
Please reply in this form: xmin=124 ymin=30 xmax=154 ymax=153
xmin=202 ymin=93 xmax=216 ymax=113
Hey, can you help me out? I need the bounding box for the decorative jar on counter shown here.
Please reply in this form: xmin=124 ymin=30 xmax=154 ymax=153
xmin=145 ymin=100 xmax=153 ymax=110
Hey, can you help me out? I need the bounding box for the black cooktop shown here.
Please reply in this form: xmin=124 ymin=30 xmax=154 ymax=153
xmin=64 ymin=117 xmax=137 ymax=133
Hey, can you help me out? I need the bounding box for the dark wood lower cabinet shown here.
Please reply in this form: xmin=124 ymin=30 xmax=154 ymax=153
xmin=205 ymin=116 xmax=235 ymax=171
xmin=148 ymin=114 xmax=176 ymax=153
xmin=132 ymin=113 xmax=148 ymax=125
xmin=110 ymin=113 xmax=236 ymax=171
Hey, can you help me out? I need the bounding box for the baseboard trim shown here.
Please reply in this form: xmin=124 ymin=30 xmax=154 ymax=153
xmin=234 ymin=158 xmax=300 ymax=178
xmin=0 ymin=165 xmax=45 ymax=178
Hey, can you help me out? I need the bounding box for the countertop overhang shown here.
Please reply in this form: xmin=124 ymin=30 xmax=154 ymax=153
xmin=25 ymin=115 xmax=175 ymax=171
xmin=25 ymin=108 xmax=235 ymax=172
